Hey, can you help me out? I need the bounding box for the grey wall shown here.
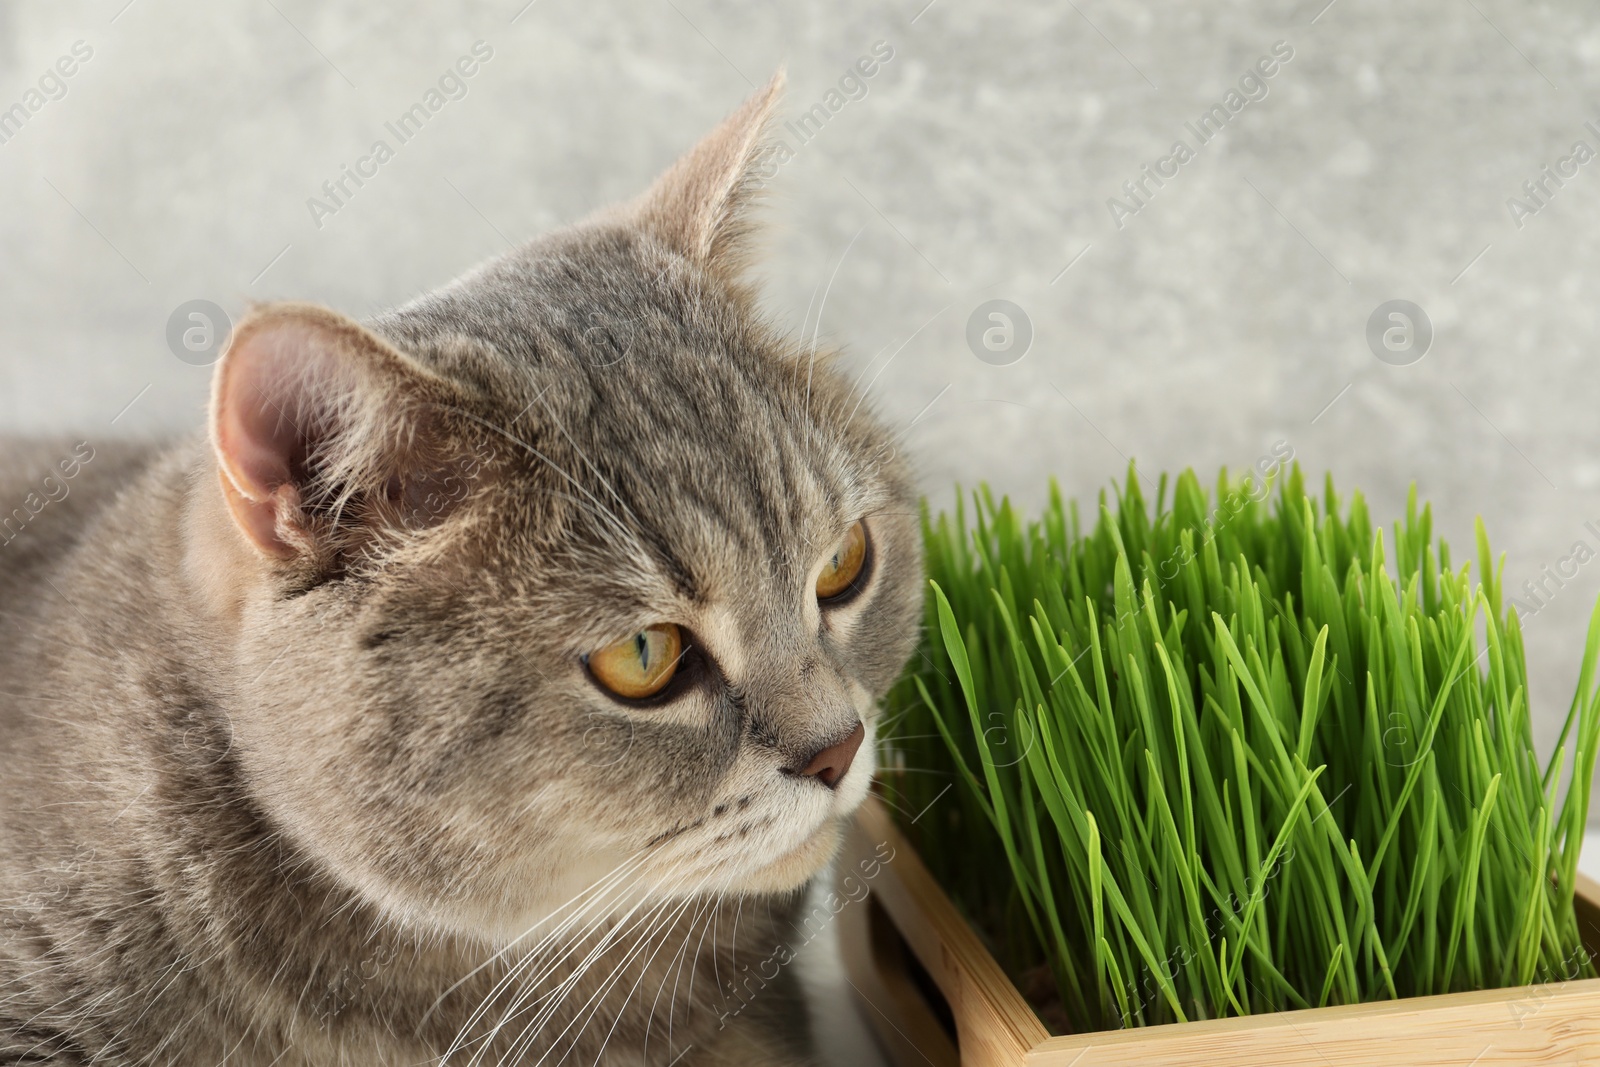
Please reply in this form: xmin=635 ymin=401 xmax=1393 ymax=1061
xmin=4 ymin=1 xmax=1600 ymax=777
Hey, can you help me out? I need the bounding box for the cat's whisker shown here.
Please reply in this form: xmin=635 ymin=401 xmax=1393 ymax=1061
xmin=805 ymin=224 xmax=870 ymax=418
xmin=708 ymin=885 xmax=727 ymax=1019
xmin=539 ymin=491 xmax=641 ymax=554
xmin=439 ymin=393 xmax=646 ymax=546
xmin=547 ymin=879 xmax=713 ymax=1067
xmin=796 ymin=280 xmax=822 ymax=358
xmin=589 ymin=874 xmax=733 ymax=1059
xmin=527 ymin=397 xmax=646 ymax=538
xmin=475 ymin=872 xmax=687 ymax=1067
xmin=447 ymin=406 xmax=636 ymax=549
xmin=865 ymin=789 xmax=921 ymax=824
xmin=439 ymin=874 xmax=643 ymax=1063
xmin=483 ymin=898 xmax=645 ymax=1037
xmin=584 ymin=888 xmax=720 ymax=1067
xmin=845 ymin=303 xmax=954 ymax=432
xmin=444 ymin=847 xmax=650 ymax=1000
xmin=872 ymin=704 xmax=922 ymax=734
xmin=495 ymin=859 xmax=681 ymax=998
xmin=497 ymin=871 xmax=701 ymax=1066
xmin=728 ymin=891 xmax=747 ymax=979
xmin=642 ymin=887 xmax=721 ymax=1063
xmin=439 ymin=851 xmax=653 ymax=1062
xmin=842 ymin=339 xmax=896 ymax=413
xmin=680 ymin=882 xmax=726 ymax=1029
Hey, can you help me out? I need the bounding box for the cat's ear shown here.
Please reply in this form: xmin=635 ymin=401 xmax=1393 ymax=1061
xmin=632 ymin=70 xmax=784 ymax=283
xmin=209 ymin=303 xmax=454 ymax=561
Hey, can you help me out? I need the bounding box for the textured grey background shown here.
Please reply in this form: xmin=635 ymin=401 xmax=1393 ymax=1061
xmin=3 ymin=0 xmax=1600 ymax=1059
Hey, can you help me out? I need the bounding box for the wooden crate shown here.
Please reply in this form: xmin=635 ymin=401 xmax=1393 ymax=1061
xmin=838 ymin=795 xmax=1600 ymax=1066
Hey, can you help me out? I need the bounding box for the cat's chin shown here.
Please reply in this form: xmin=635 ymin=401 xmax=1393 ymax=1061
xmin=727 ymin=815 xmax=847 ymax=894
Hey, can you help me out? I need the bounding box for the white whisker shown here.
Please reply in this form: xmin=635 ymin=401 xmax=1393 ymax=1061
xmin=806 ymin=224 xmax=869 ymax=417
xmin=438 ymin=849 xmax=651 ymax=1064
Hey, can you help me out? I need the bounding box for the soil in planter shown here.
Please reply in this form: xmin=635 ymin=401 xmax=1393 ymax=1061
xmin=880 ymin=463 xmax=1600 ymax=1034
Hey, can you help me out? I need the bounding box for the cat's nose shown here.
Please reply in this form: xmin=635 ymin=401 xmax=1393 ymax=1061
xmin=791 ymin=721 xmax=865 ymax=789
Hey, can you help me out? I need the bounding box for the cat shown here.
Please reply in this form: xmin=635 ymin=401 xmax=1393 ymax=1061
xmin=0 ymin=72 xmax=923 ymax=1066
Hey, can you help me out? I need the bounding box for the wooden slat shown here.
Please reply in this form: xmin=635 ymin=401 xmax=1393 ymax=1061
xmin=1029 ymin=978 xmax=1600 ymax=1065
xmin=836 ymin=886 xmax=960 ymax=1067
xmin=851 ymin=796 xmax=1048 ymax=1066
xmin=848 ymin=793 xmax=1600 ymax=1066
xmin=1029 ymin=872 xmax=1600 ymax=1064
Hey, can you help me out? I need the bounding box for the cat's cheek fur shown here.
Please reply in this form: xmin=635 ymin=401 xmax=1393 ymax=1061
xmin=180 ymin=455 xmax=270 ymax=626
xmin=733 ymin=752 xmax=876 ymax=894
xmin=652 ymin=717 xmax=879 ymax=896
xmin=735 ymin=822 xmax=845 ymax=895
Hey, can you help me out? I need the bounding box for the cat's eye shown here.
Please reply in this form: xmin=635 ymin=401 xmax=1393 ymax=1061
xmin=587 ymin=624 xmax=684 ymax=700
xmin=816 ymin=520 xmax=870 ymax=602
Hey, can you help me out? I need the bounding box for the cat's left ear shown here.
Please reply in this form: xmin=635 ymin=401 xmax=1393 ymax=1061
xmin=208 ymin=303 xmax=465 ymax=563
xmin=631 ymin=70 xmax=784 ymax=284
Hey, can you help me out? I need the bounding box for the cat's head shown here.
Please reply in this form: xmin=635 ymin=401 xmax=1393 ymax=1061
xmin=193 ymin=74 xmax=923 ymax=940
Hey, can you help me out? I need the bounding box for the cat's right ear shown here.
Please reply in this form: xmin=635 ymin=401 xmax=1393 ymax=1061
xmin=631 ymin=70 xmax=784 ymax=286
xmin=209 ymin=303 xmax=453 ymax=561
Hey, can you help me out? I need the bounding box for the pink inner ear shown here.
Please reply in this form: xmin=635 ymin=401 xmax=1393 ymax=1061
xmin=217 ymin=322 xmax=329 ymax=501
xmin=212 ymin=313 xmax=362 ymax=558
xmin=210 ymin=304 xmax=449 ymax=560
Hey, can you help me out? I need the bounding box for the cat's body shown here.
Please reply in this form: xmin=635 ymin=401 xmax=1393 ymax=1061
xmin=0 ymin=76 xmax=920 ymax=1066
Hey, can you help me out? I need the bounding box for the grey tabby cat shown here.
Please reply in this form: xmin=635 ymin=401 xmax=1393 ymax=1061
xmin=0 ymin=74 xmax=922 ymax=1066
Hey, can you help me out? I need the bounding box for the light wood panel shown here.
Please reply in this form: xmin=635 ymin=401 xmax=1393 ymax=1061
xmin=840 ymin=795 xmax=1600 ymax=1066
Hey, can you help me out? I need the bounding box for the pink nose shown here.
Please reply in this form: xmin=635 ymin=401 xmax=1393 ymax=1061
xmin=795 ymin=721 xmax=866 ymax=789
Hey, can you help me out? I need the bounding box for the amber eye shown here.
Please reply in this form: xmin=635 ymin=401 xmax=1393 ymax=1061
xmin=587 ymin=624 xmax=684 ymax=700
xmin=816 ymin=520 xmax=869 ymax=601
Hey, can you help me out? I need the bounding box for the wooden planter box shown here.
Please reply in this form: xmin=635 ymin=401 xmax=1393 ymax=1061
xmin=837 ymin=794 xmax=1600 ymax=1067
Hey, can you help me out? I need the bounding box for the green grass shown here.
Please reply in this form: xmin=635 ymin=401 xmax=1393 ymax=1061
xmin=880 ymin=463 xmax=1600 ymax=1033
